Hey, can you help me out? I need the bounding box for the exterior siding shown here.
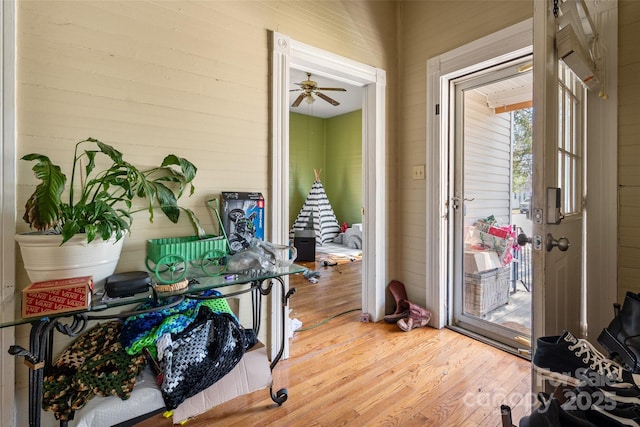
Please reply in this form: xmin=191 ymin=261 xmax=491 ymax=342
xmin=463 ymin=90 xmax=512 ymax=227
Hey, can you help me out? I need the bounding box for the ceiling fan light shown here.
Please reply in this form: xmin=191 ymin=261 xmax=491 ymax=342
xmin=306 ymin=94 xmax=315 ymax=104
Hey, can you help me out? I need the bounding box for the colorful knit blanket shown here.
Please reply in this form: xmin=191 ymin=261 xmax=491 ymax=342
xmin=120 ymin=289 xmax=235 ymax=357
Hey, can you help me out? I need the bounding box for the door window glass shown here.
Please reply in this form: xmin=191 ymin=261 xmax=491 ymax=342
xmin=557 ymin=61 xmax=585 ymax=215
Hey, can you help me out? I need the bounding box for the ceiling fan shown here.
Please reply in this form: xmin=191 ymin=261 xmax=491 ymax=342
xmin=290 ymin=72 xmax=347 ymax=107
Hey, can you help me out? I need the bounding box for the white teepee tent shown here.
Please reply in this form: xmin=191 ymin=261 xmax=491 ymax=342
xmin=291 ymin=169 xmax=341 ymax=245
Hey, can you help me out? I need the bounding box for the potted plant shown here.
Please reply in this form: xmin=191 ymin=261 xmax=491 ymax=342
xmin=16 ymin=137 xmax=205 ymax=284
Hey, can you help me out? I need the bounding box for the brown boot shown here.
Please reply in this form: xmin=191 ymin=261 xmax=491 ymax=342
xmin=397 ymin=301 xmax=432 ymax=332
xmin=384 ymin=280 xmax=410 ymax=323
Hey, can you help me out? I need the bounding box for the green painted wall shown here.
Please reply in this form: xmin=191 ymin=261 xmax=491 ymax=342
xmin=290 ymin=112 xmax=326 ymax=227
xmin=325 ymin=110 xmax=362 ymax=226
xmin=289 ymin=110 xmax=362 ymax=228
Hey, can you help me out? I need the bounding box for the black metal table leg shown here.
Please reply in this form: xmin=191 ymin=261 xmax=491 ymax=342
xmin=29 ymin=319 xmax=55 ymax=427
xmin=9 ymin=315 xmax=89 ymax=427
xmin=257 ymin=277 xmax=296 ymax=405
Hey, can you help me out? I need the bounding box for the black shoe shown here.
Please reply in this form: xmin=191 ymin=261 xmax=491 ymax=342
xmin=533 ymin=331 xmax=640 ymax=389
xmin=573 ymin=385 xmax=640 ymax=427
xmin=599 ymin=292 xmax=640 ymax=374
xmin=588 ymin=403 xmax=640 ymax=427
xmin=518 ymin=392 xmax=596 ymax=427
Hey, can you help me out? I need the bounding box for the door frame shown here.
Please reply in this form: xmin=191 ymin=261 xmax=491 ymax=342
xmin=1 ymin=0 xmax=17 ymax=424
xmin=270 ymin=32 xmax=387 ymax=359
xmin=426 ymin=19 xmax=533 ymax=329
xmin=449 ymin=61 xmax=533 ymax=351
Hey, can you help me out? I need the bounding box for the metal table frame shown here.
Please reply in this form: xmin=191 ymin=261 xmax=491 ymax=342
xmin=5 ymin=266 xmax=303 ymax=427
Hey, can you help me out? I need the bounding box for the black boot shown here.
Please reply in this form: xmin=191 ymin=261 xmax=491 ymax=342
xmin=598 ymin=292 xmax=640 ymax=373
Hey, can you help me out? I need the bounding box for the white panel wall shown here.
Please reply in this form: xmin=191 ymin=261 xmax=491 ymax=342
xmin=14 ymin=2 xmax=396 ymax=425
xmin=396 ymin=1 xmax=532 ymax=304
xmin=618 ymin=1 xmax=640 ymax=299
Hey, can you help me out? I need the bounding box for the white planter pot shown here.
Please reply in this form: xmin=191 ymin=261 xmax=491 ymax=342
xmin=15 ymin=233 xmax=125 ymax=286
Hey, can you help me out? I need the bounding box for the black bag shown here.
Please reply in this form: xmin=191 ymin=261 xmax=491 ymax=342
xmin=158 ymin=308 xmax=257 ymax=409
xmin=104 ymin=271 xmax=151 ymax=298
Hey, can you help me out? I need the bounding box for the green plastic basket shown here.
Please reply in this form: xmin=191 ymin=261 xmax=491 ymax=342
xmin=146 ymin=235 xmax=227 ymax=263
xmin=146 ymin=235 xmax=229 ymax=284
xmin=145 ymin=200 xmax=230 ymax=284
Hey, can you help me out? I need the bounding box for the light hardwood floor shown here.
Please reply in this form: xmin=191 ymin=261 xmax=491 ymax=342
xmin=136 ymin=258 xmax=532 ymax=426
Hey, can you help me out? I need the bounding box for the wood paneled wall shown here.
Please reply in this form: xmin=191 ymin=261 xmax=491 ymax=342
xmin=618 ymin=0 xmax=640 ymax=298
xmin=395 ymin=1 xmax=532 ymax=302
xmin=14 ymin=2 xmax=396 ymax=425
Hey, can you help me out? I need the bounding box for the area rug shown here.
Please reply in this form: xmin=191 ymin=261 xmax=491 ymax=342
xmin=316 ymin=253 xmax=362 ymax=266
xmin=315 ymin=242 xmax=362 ymax=258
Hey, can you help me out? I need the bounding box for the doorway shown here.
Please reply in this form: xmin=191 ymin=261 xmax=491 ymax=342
xmin=270 ymin=31 xmax=387 ymax=360
xmin=450 ymin=58 xmax=533 ymax=352
xmin=288 ymin=68 xmax=364 ymax=265
xmin=425 ymin=19 xmax=533 ymax=330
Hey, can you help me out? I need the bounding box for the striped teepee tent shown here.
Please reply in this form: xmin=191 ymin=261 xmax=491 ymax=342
xmin=291 ymin=169 xmax=341 ymax=245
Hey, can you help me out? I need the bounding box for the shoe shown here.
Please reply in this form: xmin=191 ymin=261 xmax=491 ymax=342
xmin=587 ymin=402 xmax=640 ymax=427
xmin=396 ymin=301 xmax=431 ymax=331
xmin=384 ymin=280 xmax=410 ymax=323
xmin=518 ymin=392 xmax=596 ymax=427
xmin=533 ymin=331 xmax=640 ymax=389
xmin=599 ymin=292 xmax=640 ymax=374
xmin=573 ymin=385 xmax=640 ymax=427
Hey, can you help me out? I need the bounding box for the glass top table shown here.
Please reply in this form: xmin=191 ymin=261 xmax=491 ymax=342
xmin=0 ymin=264 xmax=306 ymax=329
xmin=7 ymin=264 xmax=307 ymax=427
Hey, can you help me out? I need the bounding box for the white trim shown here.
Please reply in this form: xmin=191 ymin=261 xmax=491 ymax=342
xmin=270 ymin=32 xmax=387 ymax=360
xmin=270 ymin=33 xmax=292 ymax=360
xmin=362 ymin=68 xmax=387 ymax=321
xmin=585 ymin=0 xmax=617 ymax=341
xmin=426 ymin=19 xmax=533 ymax=329
xmin=1 ymin=0 xmax=17 ymax=425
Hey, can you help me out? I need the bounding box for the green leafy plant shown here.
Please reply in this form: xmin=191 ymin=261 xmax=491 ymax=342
xmin=21 ymin=137 xmax=205 ymax=244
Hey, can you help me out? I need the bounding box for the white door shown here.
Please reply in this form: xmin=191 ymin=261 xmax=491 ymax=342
xmin=531 ymin=0 xmax=587 ymax=346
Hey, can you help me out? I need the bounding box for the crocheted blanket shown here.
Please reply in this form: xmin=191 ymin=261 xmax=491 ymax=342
xmin=42 ymin=292 xmax=256 ymax=419
xmin=157 ymin=306 xmax=257 ymax=409
xmin=120 ymin=289 xmax=235 ymax=357
xmin=42 ymin=321 xmax=147 ymax=421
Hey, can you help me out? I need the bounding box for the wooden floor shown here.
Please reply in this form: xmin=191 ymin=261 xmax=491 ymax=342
xmin=136 ymin=259 xmax=532 ymax=427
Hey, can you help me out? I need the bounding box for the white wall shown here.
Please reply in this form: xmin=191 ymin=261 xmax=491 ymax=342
xmin=14 ymin=2 xmax=397 ymax=425
xmin=396 ymin=0 xmax=532 ymax=305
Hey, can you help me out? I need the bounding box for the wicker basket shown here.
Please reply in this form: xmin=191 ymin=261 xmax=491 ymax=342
xmin=464 ymin=266 xmax=510 ymax=317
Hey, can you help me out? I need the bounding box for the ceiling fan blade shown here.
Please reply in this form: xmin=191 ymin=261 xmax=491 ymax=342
xmin=292 ymin=93 xmax=305 ymax=107
xmin=290 ymin=88 xmax=302 ymax=92
xmin=316 ymin=92 xmax=340 ymax=106
xmin=316 ymin=87 xmax=347 ymax=91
